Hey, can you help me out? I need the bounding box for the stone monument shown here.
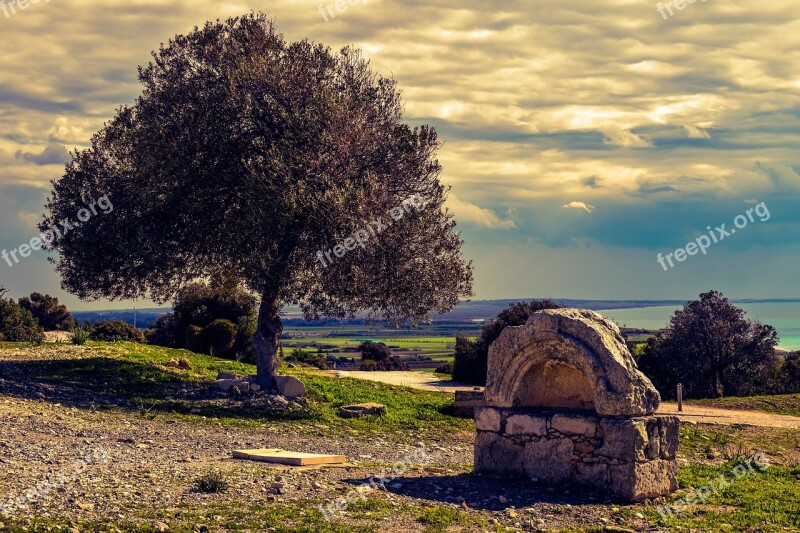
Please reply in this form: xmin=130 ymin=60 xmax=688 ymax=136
xmin=474 ymin=308 xmax=679 ymax=501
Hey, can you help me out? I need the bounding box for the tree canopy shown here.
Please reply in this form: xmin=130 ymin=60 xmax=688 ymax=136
xmin=18 ymin=293 xmax=75 ymax=331
xmin=41 ymin=14 xmax=473 ymax=387
xmin=638 ymin=290 xmax=778 ymax=399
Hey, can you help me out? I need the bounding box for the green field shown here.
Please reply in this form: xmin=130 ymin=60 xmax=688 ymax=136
xmin=282 ymin=327 xmax=458 ymax=364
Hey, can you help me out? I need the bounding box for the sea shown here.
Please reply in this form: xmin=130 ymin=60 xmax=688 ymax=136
xmin=598 ymin=301 xmax=800 ymax=351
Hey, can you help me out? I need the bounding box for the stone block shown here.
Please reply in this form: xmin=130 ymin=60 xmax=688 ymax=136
xmin=506 ymin=414 xmax=547 ymax=436
xmin=474 ymin=432 xmax=523 ymax=474
xmin=275 ymin=375 xmax=305 ymax=398
xmin=522 ymin=437 xmax=574 ymax=481
xmin=551 ymin=414 xmax=598 ymax=438
xmin=212 ymin=379 xmax=250 ymax=392
xmin=475 ymin=407 xmax=502 ymax=432
xmin=609 ymin=459 xmax=679 ymax=501
xmin=575 ymin=461 xmax=609 ymax=487
xmin=596 ymin=418 xmax=647 ymax=461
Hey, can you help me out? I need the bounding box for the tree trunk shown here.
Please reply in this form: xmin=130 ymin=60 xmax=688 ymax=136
xmin=712 ymin=371 xmax=724 ymax=398
xmin=252 ymin=297 xmax=282 ymax=390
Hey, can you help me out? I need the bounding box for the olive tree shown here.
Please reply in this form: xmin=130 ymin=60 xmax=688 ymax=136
xmin=41 ymin=14 xmax=473 ymax=388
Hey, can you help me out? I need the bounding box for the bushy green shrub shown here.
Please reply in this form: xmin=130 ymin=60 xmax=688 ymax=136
xmin=435 ymin=361 xmax=454 ymax=375
xmin=70 ymin=327 xmax=90 ymax=345
xmin=201 ymin=319 xmax=237 ymax=355
xmin=90 ymin=320 xmax=145 ymax=343
xmin=147 ymin=278 xmax=256 ymax=361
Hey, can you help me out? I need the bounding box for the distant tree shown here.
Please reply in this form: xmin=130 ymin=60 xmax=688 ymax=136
xmin=452 ymin=299 xmax=562 ymax=385
xmin=18 ymin=293 xmax=75 ymax=331
xmin=359 ymin=341 xmax=392 ymax=362
xmin=285 ymin=347 xmax=327 ymax=370
xmin=639 ymin=291 xmax=778 ymax=399
xmin=90 ymin=320 xmax=145 ymax=343
xmin=0 ymin=294 xmax=45 ymax=343
xmin=358 ymin=341 xmax=408 ymax=371
xmin=41 ymin=13 xmax=472 ymax=388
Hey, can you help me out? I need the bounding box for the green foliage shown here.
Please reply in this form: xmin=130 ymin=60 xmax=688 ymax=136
xmin=285 ymin=347 xmax=327 ymax=369
xmin=90 ymin=320 xmax=145 ymax=343
xmin=0 ymin=297 xmax=44 ymax=343
xmin=452 ymin=299 xmax=561 ymax=385
xmin=18 ymin=292 xmax=75 ymax=331
xmin=639 ymin=291 xmax=779 ymax=399
xmin=41 ymin=13 xmax=473 ymax=384
xmin=70 ymin=327 xmax=90 ymax=345
xmin=417 ymin=507 xmax=473 ymax=531
xmin=148 ymin=278 xmax=257 ymax=361
xmin=434 ymin=360 xmax=453 ymax=374
xmin=193 ymin=471 xmax=229 ymax=493
xmin=202 ymin=319 xmax=238 ymax=355
xmin=358 ymin=341 xmax=408 ymax=371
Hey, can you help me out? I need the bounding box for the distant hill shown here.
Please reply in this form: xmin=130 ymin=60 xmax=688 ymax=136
xmin=72 ymin=298 xmax=800 ymax=327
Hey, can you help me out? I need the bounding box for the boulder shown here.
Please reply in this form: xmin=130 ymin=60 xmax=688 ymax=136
xmin=212 ymin=379 xmax=251 ymax=392
xmin=338 ymin=402 xmax=387 ymax=418
xmin=275 ymin=375 xmax=305 ymax=399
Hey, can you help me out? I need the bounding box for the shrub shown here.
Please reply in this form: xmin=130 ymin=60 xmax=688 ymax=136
xmin=201 ymin=319 xmax=238 ymax=355
xmin=147 ymin=277 xmax=257 ymax=361
xmin=285 ymin=347 xmax=327 ymax=370
xmin=435 ymin=361 xmax=454 ymax=375
xmin=184 ymin=324 xmax=205 ymax=353
xmin=359 ymin=341 xmax=392 ymax=362
xmin=90 ymin=320 xmax=145 ymax=343
xmin=193 ymin=471 xmax=229 ymax=493
xmin=0 ymin=298 xmax=44 ymax=343
xmin=70 ymin=327 xmax=90 ymax=345
xmin=452 ymin=299 xmax=562 ymax=385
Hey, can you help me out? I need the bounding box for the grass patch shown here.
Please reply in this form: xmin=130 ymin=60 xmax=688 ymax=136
xmin=192 ymin=470 xmax=230 ymax=493
xmin=417 ymin=506 xmax=475 ymax=532
xmin=644 ymin=462 xmax=800 ymax=532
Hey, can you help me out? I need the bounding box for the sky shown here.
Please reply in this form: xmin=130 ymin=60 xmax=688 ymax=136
xmin=0 ymin=0 xmax=799 ymax=310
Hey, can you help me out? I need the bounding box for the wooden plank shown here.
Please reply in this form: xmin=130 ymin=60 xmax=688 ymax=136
xmin=232 ymin=448 xmax=347 ymax=466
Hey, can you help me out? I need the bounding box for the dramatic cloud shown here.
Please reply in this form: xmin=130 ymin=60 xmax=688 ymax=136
xmin=0 ymin=0 xmax=798 ymax=306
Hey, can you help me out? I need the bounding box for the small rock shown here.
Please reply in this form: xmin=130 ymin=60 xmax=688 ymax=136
xmin=250 ymin=384 xmax=261 ymax=392
xmin=34 ymin=392 xmax=46 ymax=399
xmin=178 ymin=358 xmax=191 ymax=370
xmin=165 ymin=359 xmax=180 ymax=368
xmin=634 ymin=512 xmax=644 ymax=519
xmin=153 ymin=521 xmax=169 ymax=533
xmin=231 ymin=386 xmax=242 ymax=396
xmin=275 ymin=376 xmax=306 ymax=399
xmin=498 ymin=495 xmax=509 ymax=504
xmin=76 ymin=502 xmax=94 ymax=510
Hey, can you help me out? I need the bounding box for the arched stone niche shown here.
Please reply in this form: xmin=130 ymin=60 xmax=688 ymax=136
xmin=474 ymin=308 xmax=679 ymax=502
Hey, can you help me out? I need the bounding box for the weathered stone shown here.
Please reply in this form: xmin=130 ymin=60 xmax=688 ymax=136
xmin=212 ymin=379 xmax=250 ymax=392
xmin=275 ymin=376 xmax=305 ymax=398
xmin=454 ymin=390 xmax=485 ymax=418
xmin=551 ymin=414 xmax=598 ymax=438
xmin=474 ymin=432 xmax=523 ymax=474
xmin=506 ymin=414 xmax=547 ymax=436
xmin=178 ymin=358 xmax=191 ymax=370
xmin=609 ymin=459 xmax=679 ymax=501
xmin=475 ymin=407 xmax=502 ymax=432
xmin=522 ymin=437 xmax=574 ymax=481
xmin=596 ymin=419 xmax=648 ymax=462
xmin=474 ymin=308 xmax=678 ymax=502
xmin=575 ymin=462 xmax=609 ymax=487
xmin=217 ymin=372 xmax=243 ymax=380
xmin=484 ymin=308 xmax=660 ymax=416
xmin=338 ymin=402 xmax=387 ymax=418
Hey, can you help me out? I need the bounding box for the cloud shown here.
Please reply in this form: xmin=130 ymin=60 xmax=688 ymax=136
xmin=582 ymin=176 xmax=603 ymax=189
xmin=562 ymin=201 xmax=595 ymax=214
xmin=447 ymin=194 xmax=517 ymax=229
xmin=15 ymin=144 xmax=69 ymax=165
